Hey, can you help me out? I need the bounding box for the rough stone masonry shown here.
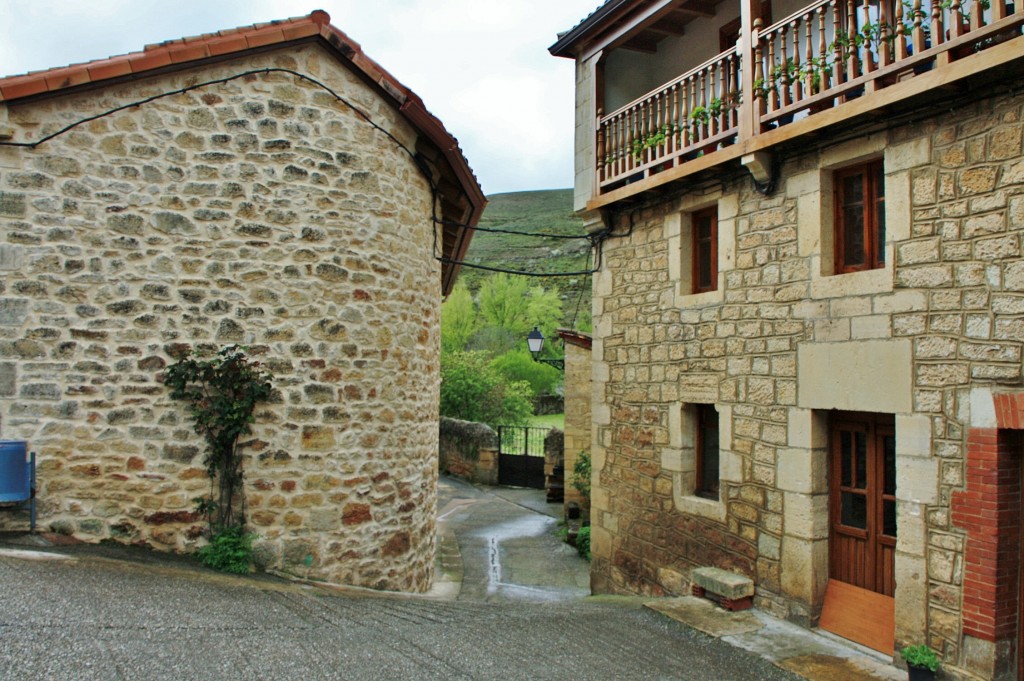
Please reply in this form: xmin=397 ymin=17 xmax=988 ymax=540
xmin=0 ymin=43 xmax=445 ymax=592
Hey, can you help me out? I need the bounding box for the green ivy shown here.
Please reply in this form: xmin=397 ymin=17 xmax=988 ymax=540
xmin=572 ymin=451 xmax=591 ymax=502
xmin=163 ymin=345 xmax=273 ymax=539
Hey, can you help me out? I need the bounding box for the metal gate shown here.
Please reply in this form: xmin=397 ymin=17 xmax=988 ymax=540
xmin=497 ymin=426 xmax=548 ymax=489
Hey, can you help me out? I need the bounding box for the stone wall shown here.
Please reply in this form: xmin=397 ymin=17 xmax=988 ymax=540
xmin=562 ymin=338 xmax=591 ymax=519
xmin=588 ymin=89 xmax=1024 ymax=675
xmin=439 ymin=417 xmax=498 ymax=486
xmin=0 ymin=44 xmax=442 ymax=592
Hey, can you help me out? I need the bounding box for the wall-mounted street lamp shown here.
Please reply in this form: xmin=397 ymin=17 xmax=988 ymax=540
xmin=527 ymin=327 xmax=564 ymax=371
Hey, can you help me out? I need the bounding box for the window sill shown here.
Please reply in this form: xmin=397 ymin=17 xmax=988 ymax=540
xmin=810 ymin=266 xmax=892 ymax=300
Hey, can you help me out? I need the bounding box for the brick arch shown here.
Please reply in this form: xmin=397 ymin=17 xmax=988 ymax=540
xmin=951 ymin=393 xmax=1024 ymax=642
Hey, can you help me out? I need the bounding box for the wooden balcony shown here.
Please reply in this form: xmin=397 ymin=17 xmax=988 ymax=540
xmin=592 ymin=0 xmax=1024 ymax=202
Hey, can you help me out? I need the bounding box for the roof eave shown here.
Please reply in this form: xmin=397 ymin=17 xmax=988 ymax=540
xmin=549 ymin=0 xmax=637 ymax=58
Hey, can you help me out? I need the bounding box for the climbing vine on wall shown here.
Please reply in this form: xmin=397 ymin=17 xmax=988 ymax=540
xmin=163 ymin=345 xmax=273 ymax=533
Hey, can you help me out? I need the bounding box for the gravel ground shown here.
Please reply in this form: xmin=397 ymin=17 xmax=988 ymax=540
xmin=0 ymin=479 xmax=801 ymax=680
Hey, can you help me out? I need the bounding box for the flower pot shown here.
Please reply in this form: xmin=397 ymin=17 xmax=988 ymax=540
xmin=907 ymin=664 xmax=936 ymax=681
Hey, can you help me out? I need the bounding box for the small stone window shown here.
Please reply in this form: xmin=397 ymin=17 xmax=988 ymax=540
xmin=695 ymin=404 xmax=720 ymax=499
xmin=834 ymin=159 xmax=885 ymax=274
xmin=692 ymin=207 xmax=718 ymax=294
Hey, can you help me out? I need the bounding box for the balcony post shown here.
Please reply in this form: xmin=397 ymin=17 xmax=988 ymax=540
xmin=738 ymin=0 xmax=766 ymax=140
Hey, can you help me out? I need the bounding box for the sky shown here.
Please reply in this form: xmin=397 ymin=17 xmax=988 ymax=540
xmin=0 ymin=0 xmax=599 ymax=196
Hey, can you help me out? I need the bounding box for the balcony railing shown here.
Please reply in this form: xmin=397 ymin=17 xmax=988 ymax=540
xmin=597 ymin=47 xmax=741 ymax=191
xmin=595 ymin=0 xmax=1023 ymax=193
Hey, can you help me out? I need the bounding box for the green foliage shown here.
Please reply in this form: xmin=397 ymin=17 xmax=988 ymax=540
xmin=441 ymin=281 xmax=480 ymax=354
xmin=490 ymin=349 xmax=562 ymax=396
xmin=575 ymin=526 xmax=591 ymax=561
xmin=198 ymin=525 xmax=255 ymax=574
xmin=440 ymin=351 xmax=534 ymax=428
xmin=901 ymin=645 xmax=940 ymax=672
xmin=163 ymin=345 xmax=273 ymax=530
xmin=572 ymin=451 xmax=592 ymax=501
xmin=458 ymin=190 xmax=591 ymax=329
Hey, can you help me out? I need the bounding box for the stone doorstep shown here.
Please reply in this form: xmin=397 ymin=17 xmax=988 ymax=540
xmin=691 ymin=566 xmax=755 ymax=610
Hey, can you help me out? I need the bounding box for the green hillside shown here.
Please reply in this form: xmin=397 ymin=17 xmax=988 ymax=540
xmin=458 ymin=189 xmax=593 ymax=331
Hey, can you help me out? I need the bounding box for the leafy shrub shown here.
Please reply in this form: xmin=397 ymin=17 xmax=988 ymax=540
xmin=198 ymin=526 xmax=255 ymax=574
xmin=572 ymin=451 xmax=591 ymax=501
xmin=440 ymin=351 xmax=534 ymax=428
xmin=489 ymin=349 xmax=562 ymax=396
xmin=575 ymin=526 xmax=591 ymax=561
xmin=901 ymin=645 xmax=940 ymax=672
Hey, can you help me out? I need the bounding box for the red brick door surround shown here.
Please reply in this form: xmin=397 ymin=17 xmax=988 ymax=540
xmin=951 ymin=393 xmax=1024 ymax=643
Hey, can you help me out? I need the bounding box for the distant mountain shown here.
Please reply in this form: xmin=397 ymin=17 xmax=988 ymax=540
xmin=458 ymin=189 xmax=592 ymax=331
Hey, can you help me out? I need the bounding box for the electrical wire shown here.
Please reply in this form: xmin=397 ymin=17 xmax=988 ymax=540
xmin=0 ymin=66 xmax=603 ymax=279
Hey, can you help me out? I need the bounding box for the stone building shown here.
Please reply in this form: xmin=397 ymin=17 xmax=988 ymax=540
xmin=0 ymin=11 xmax=485 ymax=592
xmin=558 ymin=328 xmax=593 ymax=520
xmin=552 ymin=0 xmax=1024 ymax=677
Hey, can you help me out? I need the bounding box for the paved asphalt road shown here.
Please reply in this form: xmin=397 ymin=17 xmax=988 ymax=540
xmin=0 ymin=478 xmax=800 ymax=680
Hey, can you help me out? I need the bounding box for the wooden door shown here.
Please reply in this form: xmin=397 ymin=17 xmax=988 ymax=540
xmin=829 ymin=412 xmax=896 ymax=595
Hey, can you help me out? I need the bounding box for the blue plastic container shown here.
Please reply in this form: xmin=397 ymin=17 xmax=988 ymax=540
xmin=0 ymin=440 xmax=31 ymax=503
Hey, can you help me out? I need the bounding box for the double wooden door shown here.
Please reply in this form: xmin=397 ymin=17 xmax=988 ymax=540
xmin=830 ymin=412 xmax=897 ymax=595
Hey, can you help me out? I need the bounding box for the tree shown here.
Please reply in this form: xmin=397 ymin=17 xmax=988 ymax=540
xmin=441 ymin=280 xmax=479 ymax=353
xmin=440 ymin=351 xmax=534 ymax=428
xmin=490 ymin=349 xmax=562 ymax=396
xmin=477 ymin=273 xmax=532 ymax=340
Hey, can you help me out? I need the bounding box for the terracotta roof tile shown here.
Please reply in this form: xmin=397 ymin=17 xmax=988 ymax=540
xmin=203 ymin=35 xmax=248 ymax=57
xmin=0 ymin=75 xmax=49 ymax=100
xmin=245 ymin=28 xmax=286 ymax=49
xmin=87 ymin=59 xmax=133 ymax=82
xmin=44 ymin=67 xmax=92 ymax=91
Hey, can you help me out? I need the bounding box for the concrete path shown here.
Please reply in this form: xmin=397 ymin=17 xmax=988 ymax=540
xmin=0 ymin=476 xmax=901 ymax=680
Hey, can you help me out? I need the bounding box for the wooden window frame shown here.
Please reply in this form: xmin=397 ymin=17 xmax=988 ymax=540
xmin=694 ymin=404 xmax=720 ymax=500
xmin=834 ymin=159 xmax=885 ymax=274
xmin=692 ymin=206 xmax=718 ymax=294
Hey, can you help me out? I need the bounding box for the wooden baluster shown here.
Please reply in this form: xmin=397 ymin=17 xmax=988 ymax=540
xmin=969 ymin=0 xmax=984 ymax=31
xmin=655 ymin=91 xmax=663 ymax=160
xmin=699 ymin=69 xmax=708 ymax=143
xmin=753 ymin=23 xmax=766 ymax=125
xmin=729 ymin=53 xmax=739 ymax=129
xmin=992 ymin=0 xmax=1007 ymax=20
xmin=862 ymin=0 xmax=876 ymax=74
xmin=931 ymin=0 xmax=945 ymax=45
xmin=791 ymin=20 xmax=803 ymax=103
xmin=766 ymin=25 xmax=779 ymax=114
xmin=611 ymin=114 xmax=620 ymax=180
xmin=894 ymin=0 xmax=908 ymax=61
xmin=879 ymin=0 xmax=893 ymax=67
xmin=876 ymin=0 xmax=892 ymax=65
xmin=832 ymin=0 xmax=847 ymax=88
xmin=622 ymin=106 xmax=630 ymax=171
xmin=596 ymin=110 xmax=606 ymax=184
xmin=911 ymin=0 xmax=926 ymax=56
xmin=638 ymin=99 xmax=647 ymax=165
xmin=804 ymin=13 xmax=815 ymax=97
xmin=949 ymin=0 xmax=965 ymax=38
xmin=617 ymin=114 xmax=625 ymax=176
xmin=779 ymin=26 xmax=791 ymax=106
xmin=716 ymin=62 xmax=724 ymax=135
xmin=816 ymin=7 xmax=828 ymax=92
xmin=847 ymin=0 xmax=861 ymax=78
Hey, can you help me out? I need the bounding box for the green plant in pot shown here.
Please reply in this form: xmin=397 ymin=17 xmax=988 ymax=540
xmin=901 ymin=644 xmax=939 ymax=681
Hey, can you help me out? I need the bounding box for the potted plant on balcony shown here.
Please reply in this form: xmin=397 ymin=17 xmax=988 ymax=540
xmin=900 ymin=644 xmax=940 ymax=681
